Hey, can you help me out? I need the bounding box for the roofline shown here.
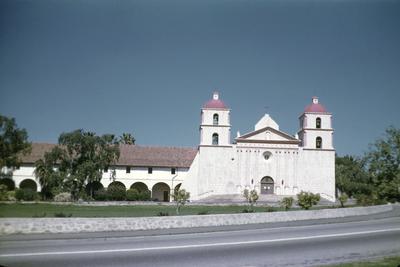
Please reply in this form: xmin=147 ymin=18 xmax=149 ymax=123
xmin=237 ymin=126 xmax=298 ymax=141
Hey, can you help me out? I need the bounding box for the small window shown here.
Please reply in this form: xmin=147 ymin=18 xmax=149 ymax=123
xmin=316 ymin=137 xmax=322 ymax=149
xmin=148 ymin=167 xmax=153 ymax=174
xmin=171 ymin=168 xmax=176 ymax=174
xmin=213 ymin=114 xmax=219 ymax=125
xmin=212 ymin=133 xmax=219 ymax=145
xmin=316 ymin=117 xmax=321 ymax=129
xmin=263 ymin=151 xmax=272 ymax=160
xmin=104 ymin=167 xmax=108 ymax=173
xmin=126 ymin=166 xmax=131 ymax=173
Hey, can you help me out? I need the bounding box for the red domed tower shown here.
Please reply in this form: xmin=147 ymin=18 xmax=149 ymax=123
xmin=298 ymin=96 xmax=334 ymax=150
xmin=200 ymin=92 xmax=231 ymax=146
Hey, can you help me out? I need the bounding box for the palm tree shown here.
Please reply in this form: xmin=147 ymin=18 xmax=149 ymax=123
xmin=119 ymin=133 xmax=135 ymax=145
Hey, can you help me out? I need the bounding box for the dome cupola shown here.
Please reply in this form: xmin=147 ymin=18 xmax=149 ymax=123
xmin=203 ymin=92 xmax=228 ymax=109
xmin=304 ymin=96 xmax=327 ymax=113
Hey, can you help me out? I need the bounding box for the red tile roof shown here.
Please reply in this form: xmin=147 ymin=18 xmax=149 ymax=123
xmin=20 ymin=143 xmax=197 ymax=168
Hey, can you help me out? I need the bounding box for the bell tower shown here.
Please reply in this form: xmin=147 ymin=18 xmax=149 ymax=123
xmin=200 ymin=92 xmax=231 ymax=146
xmin=298 ymin=96 xmax=334 ymax=150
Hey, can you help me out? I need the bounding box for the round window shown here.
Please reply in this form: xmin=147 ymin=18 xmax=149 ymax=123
xmin=263 ymin=151 xmax=272 ymax=160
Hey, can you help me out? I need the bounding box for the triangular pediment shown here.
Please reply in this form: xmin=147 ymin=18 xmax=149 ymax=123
xmin=236 ymin=127 xmax=299 ymax=143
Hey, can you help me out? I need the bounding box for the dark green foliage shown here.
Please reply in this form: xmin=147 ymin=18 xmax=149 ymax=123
xmin=126 ymin=188 xmax=140 ymax=201
xmin=35 ymin=129 xmax=120 ymax=200
xmin=336 ymin=156 xmax=373 ymax=198
xmin=364 ymin=126 xmax=400 ymax=203
xmin=280 ymin=197 xmax=294 ymax=211
xmin=119 ymin=133 xmax=135 ymax=145
xmin=19 ymin=179 xmax=37 ymax=191
xmin=0 ymin=178 xmax=15 ymax=191
xmin=0 ymin=185 xmax=8 ymax=200
xmin=139 ymin=190 xmax=151 ymax=201
xmin=265 ymin=206 xmax=275 ymax=212
xmin=54 ymin=212 xmax=72 ymax=217
xmin=297 ymin=191 xmax=320 ymax=210
xmin=126 ymin=188 xmax=150 ymax=201
xmin=197 ymin=210 xmax=209 ymax=215
xmin=15 ymin=188 xmax=37 ymax=201
xmin=107 ymin=184 xmax=126 ymax=201
xmin=157 ymin=212 xmax=169 ymax=216
xmin=0 ymin=115 xmax=31 ymax=170
xmin=338 ymin=193 xmax=348 ymax=208
xmin=173 ymin=189 xmax=190 ymax=215
xmin=93 ymin=188 xmax=108 ymax=201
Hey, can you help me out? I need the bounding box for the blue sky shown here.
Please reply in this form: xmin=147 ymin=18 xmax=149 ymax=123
xmin=1 ymin=0 xmax=399 ymax=157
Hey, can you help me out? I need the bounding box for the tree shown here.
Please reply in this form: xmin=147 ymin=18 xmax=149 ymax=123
xmin=173 ymin=188 xmax=190 ymax=215
xmin=119 ymin=133 xmax=135 ymax=145
xmin=297 ymin=191 xmax=320 ymax=210
xmin=0 ymin=115 xmax=31 ymax=173
xmin=35 ymin=129 xmax=120 ymax=200
xmin=364 ymin=126 xmax=400 ymax=203
xmin=338 ymin=193 xmax=348 ymax=208
xmin=335 ymin=155 xmax=373 ymax=198
xmin=243 ymin=189 xmax=259 ymax=212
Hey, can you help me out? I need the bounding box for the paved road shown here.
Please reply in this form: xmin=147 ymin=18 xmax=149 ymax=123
xmin=1 ymin=215 xmax=399 ymax=267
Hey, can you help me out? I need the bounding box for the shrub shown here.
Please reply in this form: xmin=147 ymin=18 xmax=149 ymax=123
xmin=54 ymin=192 xmax=72 ymax=202
xmin=139 ymin=190 xmax=151 ymax=201
xmin=0 ymin=184 xmax=8 ymax=201
xmin=355 ymin=193 xmax=385 ymax=206
xmin=242 ymin=208 xmax=255 ymax=213
xmin=265 ymin=206 xmax=275 ymax=212
xmin=107 ymin=185 xmax=126 ymax=201
xmin=280 ymin=197 xmax=294 ymax=211
xmin=338 ymin=193 xmax=348 ymax=208
xmin=126 ymin=188 xmax=140 ymax=201
xmin=6 ymin=191 xmax=16 ymax=201
xmin=157 ymin=212 xmax=169 ymax=216
xmin=0 ymin=178 xmax=15 ymax=191
xmin=93 ymin=188 xmax=108 ymax=201
xmin=297 ymin=191 xmax=320 ymax=210
xmin=15 ymin=188 xmax=37 ymax=201
xmin=243 ymin=189 xmax=259 ymax=212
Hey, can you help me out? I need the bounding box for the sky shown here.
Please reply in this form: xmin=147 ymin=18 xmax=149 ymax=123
xmin=1 ymin=0 xmax=399 ymax=157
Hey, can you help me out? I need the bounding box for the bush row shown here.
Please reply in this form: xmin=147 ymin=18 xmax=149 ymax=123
xmin=93 ymin=186 xmax=151 ymax=201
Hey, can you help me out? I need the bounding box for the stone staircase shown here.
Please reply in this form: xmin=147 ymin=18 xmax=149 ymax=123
xmin=193 ymin=194 xmax=336 ymax=206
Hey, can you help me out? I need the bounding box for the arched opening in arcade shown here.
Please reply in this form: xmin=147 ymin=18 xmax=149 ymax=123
xmin=19 ymin=179 xmax=38 ymax=191
xmin=152 ymin=182 xmax=170 ymax=202
xmin=85 ymin=181 xmax=104 ymax=197
xmin=108 ymin=181 xmax=126 ymax=190
xmin=260 ymin=176 xmax=274 ymax=195
xmin=130 ymin=182 xmax=149 ymax=193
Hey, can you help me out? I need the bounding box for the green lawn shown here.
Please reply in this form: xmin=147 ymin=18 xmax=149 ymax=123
xmin=0 ymin=203 xmax=283 ymax=217
xmin=323 ymin=255 xmax=400 ymax=267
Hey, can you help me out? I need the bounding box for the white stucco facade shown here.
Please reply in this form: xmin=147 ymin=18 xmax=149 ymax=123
xmin=182 ymin=93 xmax=336 ymax=202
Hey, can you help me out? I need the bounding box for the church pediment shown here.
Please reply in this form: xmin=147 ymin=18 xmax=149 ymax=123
xmin=235 ymin=127 xmax=299 ymax=144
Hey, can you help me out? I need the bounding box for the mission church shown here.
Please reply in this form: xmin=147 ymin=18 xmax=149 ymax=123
xmin=11 ymin=92 xmax=335 ymax=202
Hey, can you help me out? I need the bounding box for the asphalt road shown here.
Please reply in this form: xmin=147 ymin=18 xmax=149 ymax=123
xmin=1 ymin=213 xmax=399 ymax=267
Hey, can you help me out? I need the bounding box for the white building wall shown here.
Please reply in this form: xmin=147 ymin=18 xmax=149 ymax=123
xmin=8 ymin=165 xmax=42 ymax=191
xmin=297 ymin=149 xmax=336 ymax=201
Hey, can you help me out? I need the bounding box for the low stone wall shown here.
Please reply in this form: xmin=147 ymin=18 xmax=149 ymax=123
xmin=0 ymin=205 xmax=393 ymax=235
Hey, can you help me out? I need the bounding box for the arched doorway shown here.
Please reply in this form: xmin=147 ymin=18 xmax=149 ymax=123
xmin=152 ymin=183 xmax=170 ymax=202
xmin=260 ymin=176 xmax=274 ymax=194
